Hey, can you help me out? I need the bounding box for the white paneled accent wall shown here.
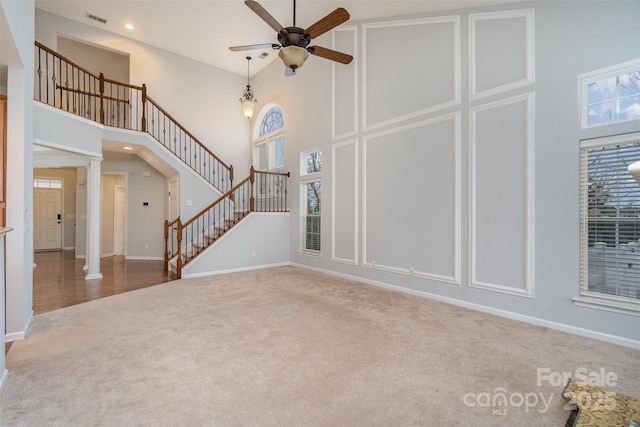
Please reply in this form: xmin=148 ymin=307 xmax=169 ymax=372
xmin=470 ymin=92 xmax=535 ymax=297
xmin=363 ymin=16 xmax=460 ymax=131
xmin=332 ymin=140 xmax=358 ymax=265
xmin=256 ymin=0 xmax=639 ymax=346
xmin=363 ymin=113 xmax=461 ymax=284
xmin=332 ymin=26 xmax=358 ymax=140
xmin=469 ymin=9 xmax=535 ymax=101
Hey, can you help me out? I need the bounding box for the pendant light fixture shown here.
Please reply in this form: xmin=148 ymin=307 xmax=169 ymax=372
xmin=239 ymin=56 xmax=257 ymax=119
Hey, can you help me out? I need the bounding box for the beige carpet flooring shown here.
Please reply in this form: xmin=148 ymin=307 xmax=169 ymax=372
xmin=1 ymin=266 xmax=639 ymax=426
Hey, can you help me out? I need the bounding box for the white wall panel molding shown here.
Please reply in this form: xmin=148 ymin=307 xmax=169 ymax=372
xmin=363 ymin=16 xmax=460 ymax=132
xmin=469 ymin=9 xmax=535 ymax=102
xmin=469 ymin=92 xmax=535 ymax=297
xmin=331 ymin=139 xmax=359 ymax=265
xmin=362 ymin=112 xmax=461 ymax=284
xmin=332 ymin=26 xmax=358 ymax=140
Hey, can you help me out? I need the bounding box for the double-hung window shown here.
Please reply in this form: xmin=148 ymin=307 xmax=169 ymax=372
xmin=300 ymin=150 xmax=322 ymax=254
xmin=578 ymin=133 xmax=640 ymax=315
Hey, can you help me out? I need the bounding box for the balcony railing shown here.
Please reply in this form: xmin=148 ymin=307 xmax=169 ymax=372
xmin=34 ymin=41 xmax=233 ymax=194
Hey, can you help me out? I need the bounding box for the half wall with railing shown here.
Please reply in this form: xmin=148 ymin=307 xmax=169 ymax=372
xmin=166 ymin=167 xmax=290 ymax=278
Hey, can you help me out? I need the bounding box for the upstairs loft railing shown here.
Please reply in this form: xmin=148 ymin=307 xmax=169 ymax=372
xmin=167 ymin=167 xmax=290 ymax=278
xmin=34 ymin=41 xmax=233 ymax=194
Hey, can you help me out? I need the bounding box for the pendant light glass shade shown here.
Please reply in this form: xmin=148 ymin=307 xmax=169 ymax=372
xmin=239 ymin=56 xmax=257 ymax=118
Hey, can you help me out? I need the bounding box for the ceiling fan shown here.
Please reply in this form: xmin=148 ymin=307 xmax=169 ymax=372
xmin=229 ymin=0 xmax=353 ymax=76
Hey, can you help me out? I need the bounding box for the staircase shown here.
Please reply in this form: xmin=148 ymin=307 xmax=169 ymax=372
xmin=34 ymin=42 xmax=290 ymax=279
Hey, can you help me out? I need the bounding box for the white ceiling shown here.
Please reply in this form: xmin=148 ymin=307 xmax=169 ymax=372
xmin=35 ymin=0 xmax=523 ymax=77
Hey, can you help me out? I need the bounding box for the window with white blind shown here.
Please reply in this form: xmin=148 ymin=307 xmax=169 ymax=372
xmin=300 ymin=149 xmax=322 ymax=254
xmin=578 ymin=132 xmax=640 ymax=315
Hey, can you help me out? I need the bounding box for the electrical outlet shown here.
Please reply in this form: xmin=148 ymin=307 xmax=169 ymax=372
xmin=251 ymin=250 xmax=256 ymax=256
xmin=144 ymin=243 xmax=149 ymax=249
xmin=371 ymin=260 xmax=376 ymax=267
xmin=408 ymin=267 xmax=415 ymax=276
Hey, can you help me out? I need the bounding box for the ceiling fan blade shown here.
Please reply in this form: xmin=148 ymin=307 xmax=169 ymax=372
xmin=245 ymin=0 xmax=288 ymax=36
xmin=308 ymin=46 xmax=353 ymax=65
xmin=304 ymin=8 xmax=350 ymax=39
xmin=229 ymin=43 xmax=280 ymax=52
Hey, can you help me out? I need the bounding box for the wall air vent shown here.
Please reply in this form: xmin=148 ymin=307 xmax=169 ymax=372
xmin=86 ymin=13 xmax=107 ymax=24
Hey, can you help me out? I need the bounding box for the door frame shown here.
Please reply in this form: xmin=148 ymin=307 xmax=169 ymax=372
xmin=113 ymin=185 xmax=127 ymax=256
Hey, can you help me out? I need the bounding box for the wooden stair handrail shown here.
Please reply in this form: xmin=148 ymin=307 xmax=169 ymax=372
xmin=181 ymin=175 xmax=251 ymax=229
xmin=145 ymin=95 xmax=231 ymax=171
xmin=35 ymin=41 xmax=232 ymax=180
xmin=35 ymin=41 xmax=101 ymax=81
xmin=179 ymin=168 xmax=290 ymax=229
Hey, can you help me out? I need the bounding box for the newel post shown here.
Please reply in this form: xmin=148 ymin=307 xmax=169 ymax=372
xmin=250 ymin=166 xmax=255 ymax=212
xmin=99 ymin=73 xmax=105 ymax=125
xmin=141 ymin=84 xmax=147 ymax=132
xmin=176 ymin=219 xmax=183 ymax=279
xmin=163 ymin=220 xmax=169 ymax=271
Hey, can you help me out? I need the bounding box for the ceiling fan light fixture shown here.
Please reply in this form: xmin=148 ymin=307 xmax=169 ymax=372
xmin=278 ymin=46 xmax=309 ymax=72
xmin=239 ymin=56 xmax=257 ymax=118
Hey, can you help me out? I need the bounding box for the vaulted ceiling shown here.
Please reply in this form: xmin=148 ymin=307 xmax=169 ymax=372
xmin=35 ymin=0 xmax=523 ymax=77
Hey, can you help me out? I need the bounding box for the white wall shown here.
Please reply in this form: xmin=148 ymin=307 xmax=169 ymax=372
xmin=1 ymin=0 xmax=35 ymax=341
xmin=35 ymin=9 xmax=251 ymax=178
xmin=100 ymin=152 xmax=164 ymax=259
xmin=182 ymin=213 xmax=290 ymax=277
xmin=253 ymin=1 xmax=640 ymax=346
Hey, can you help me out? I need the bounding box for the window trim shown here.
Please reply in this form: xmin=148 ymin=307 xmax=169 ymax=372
xmin=300 ymin=148 xmax=322 ymax=178
xmin=299 ymin=149 xmax=322 ymax=255
xmin=253 ymin=104 xmax=285 ymax=172
xmin=578 ymin=58 xmax=640 ymax=129
xmin=299 ymin=179 xmax=322 ymax=255
xmin=576 ymin=131 xmax=640 ymax=316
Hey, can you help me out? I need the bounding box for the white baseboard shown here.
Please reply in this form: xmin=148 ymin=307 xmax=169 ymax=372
xmin=75 ymin=255 xmax=85 ymax=259
xmin=5 ymin=310 xmax=33 ymax=343
xmin=101 ymin=253 xmax=114 ymax=258
xmin=124 ymin=256 xmax=163 ymax=261
xmin=291 ymin=263 xmax=640 ymax=350
xmin=63 ymin=246 xmax=75 ymax=250
xmin=182 ymin=262 xmax=291 ymax=279
xmin=85 ymin=273 xmax=103 ymax=279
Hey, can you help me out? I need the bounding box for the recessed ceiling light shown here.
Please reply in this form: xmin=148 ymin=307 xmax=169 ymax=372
xmin=124 ymin=23 xmax=134 ymax=30
xmin=123 ymin=146 xmax=133 ymax=150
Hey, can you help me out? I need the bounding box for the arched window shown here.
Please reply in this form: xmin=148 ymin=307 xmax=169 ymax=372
xmin=254 ymin=105 xmax=284 ymax=172
xmin=259 ymin=106 xmax=284 ymax=137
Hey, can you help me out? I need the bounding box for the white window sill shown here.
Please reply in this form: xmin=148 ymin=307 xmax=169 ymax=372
xmin=572 ymin=293 xmax=640 ymax=317
xmin=298 ymin=250 xmax=321 ymax=258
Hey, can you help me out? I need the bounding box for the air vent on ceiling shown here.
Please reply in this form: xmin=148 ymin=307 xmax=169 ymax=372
xmin=259 ymin=52 xmax=269 ymax=59
xmin=86 ymin=13 xmax=107 ymax=24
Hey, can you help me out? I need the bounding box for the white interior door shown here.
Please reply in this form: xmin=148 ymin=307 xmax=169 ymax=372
xmin=34 ymin=188 xmax=62 ymax=250
xmin=114 ymin=185 xmax=126 ymax=255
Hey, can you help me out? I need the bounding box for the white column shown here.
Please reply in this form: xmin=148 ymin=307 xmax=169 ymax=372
xmin=85 ymin=158 xmax=103 ymax=280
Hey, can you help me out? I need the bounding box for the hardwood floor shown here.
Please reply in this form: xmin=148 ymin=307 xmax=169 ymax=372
xmin=33 ymin=250 xmax=175 ymax=314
